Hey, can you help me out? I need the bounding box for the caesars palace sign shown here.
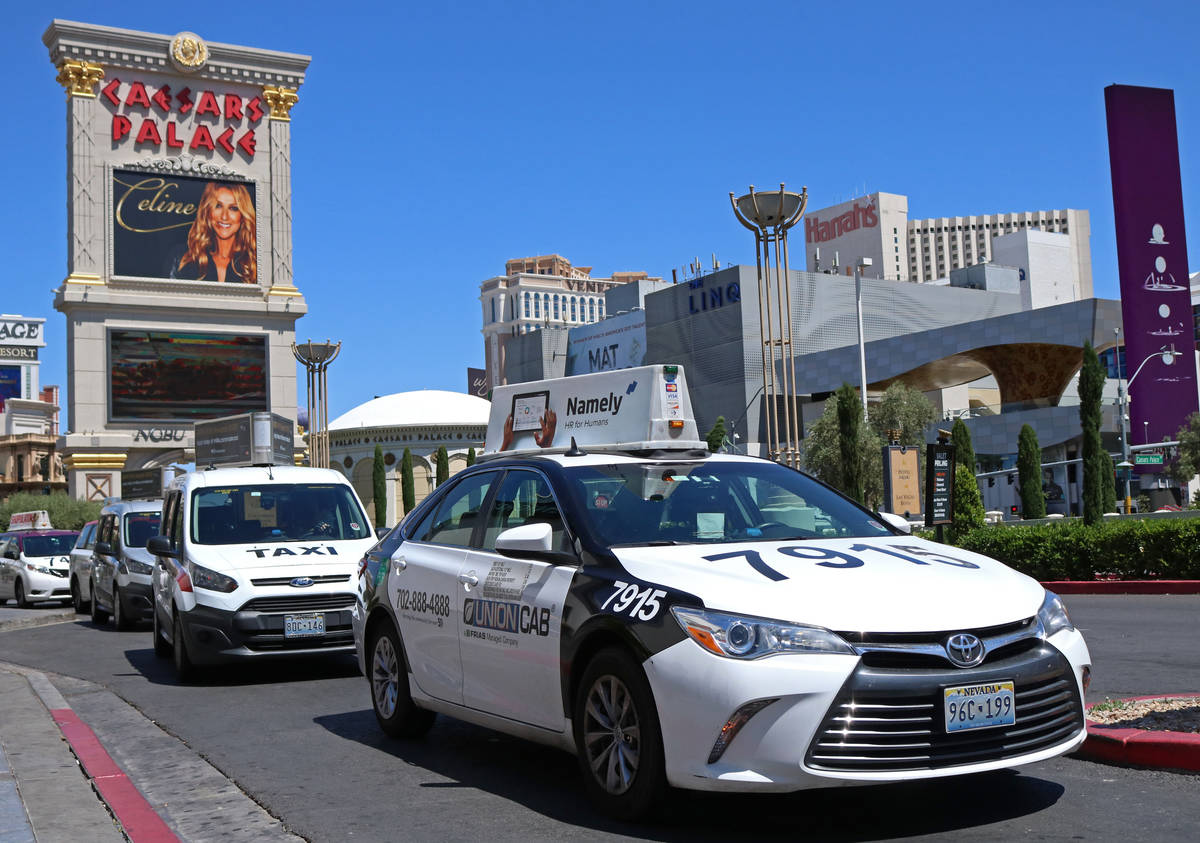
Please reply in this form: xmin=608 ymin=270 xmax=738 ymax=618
xmin=102 ymin=78 xmax=263 ymax=158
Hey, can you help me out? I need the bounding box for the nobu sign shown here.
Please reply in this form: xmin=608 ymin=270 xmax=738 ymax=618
xmin=925 ymin=443 xmax=955 ymax=528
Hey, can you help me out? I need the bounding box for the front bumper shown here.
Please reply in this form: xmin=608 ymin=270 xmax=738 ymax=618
xmin=643 ymin=628 xmax=1090 ymax=792
xmin=21 ymin=568 xmax=71 ymax=602
xmin=117 ymin=581 xmax=154 ymax=621
xmin=180 ymin=591 xmax=357 ymax=665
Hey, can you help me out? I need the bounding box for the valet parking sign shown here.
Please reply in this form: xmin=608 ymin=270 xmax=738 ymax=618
xmin=1106 ymin=85 xmax=1199 ymax=457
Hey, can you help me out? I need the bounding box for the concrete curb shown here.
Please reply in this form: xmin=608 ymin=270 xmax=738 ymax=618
xmin=0 ymin=606 xmax=78 ymax=632
xmin=1079 ymin=695 xmax=1200 ymax=773
xmin=1040 ymin=580 xmax=1200 ymax=595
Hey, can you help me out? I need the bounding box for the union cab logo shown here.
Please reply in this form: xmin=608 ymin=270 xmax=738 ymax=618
xmin=463 ymin=598 xmax=550 ymax=636
xmin=805 ymin=201 xmax=879 ymax=244
xmin=100 ymin=79 xmax=263 ymax=158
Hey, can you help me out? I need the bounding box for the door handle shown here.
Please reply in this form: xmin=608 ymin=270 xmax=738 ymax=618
xmin=393 ymin=555 xmax=407 ymax=572
xmin=458 ymin=571 xmax=479 ymax=587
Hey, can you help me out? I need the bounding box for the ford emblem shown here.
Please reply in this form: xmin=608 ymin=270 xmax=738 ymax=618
xmin=289 ymin=577 xmax=315 ymax=588
xmin=944 ymin=633 xmax=985 ymax=667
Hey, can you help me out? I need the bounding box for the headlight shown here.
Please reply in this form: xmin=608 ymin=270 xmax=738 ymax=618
xmin=124 ymin=558 xmax=154 ymax=575
xmin=25 ymin=562 xmax=52 ymax=574
xmin=187 ymin=561 xmax=238 ymax=593
xmin=1037 ymin=590 xmax=1074 ymax=637
xmin=671 ymin=607 xmax=855 ymax=659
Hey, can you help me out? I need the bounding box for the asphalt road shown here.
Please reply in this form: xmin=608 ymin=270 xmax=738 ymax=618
xmin=0 ymin=595 xmax=1196 ymax=842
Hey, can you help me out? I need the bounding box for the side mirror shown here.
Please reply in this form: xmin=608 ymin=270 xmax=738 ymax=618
xmin=375 ymin=526 xmax=391 ymax=540
xmin=147 ymin=535 xmax=177 ymax=558
xmin=494 ymin=522 xmax=575 ymax=563
xmin=877 ymin=512 xmax=913 ymax=534
xmin=94 ymin=541 xmax=114 ymax=556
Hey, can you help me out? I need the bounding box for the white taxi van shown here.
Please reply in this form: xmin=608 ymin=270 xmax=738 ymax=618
xmin=353 ymin=366 xmax=1091 ymax=819
xmin=147 ymin=413 xmax=378 ymax=680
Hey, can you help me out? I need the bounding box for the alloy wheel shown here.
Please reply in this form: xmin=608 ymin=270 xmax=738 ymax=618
xmin=581 ymin=674 xmax=641 ymax=795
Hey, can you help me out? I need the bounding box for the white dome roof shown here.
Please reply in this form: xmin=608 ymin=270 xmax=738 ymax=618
xmin=329 ymin=390 xmax=490 ymax=431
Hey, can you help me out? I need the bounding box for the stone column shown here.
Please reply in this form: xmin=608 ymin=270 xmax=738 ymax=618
xmin=55 ymin=60 xmax=106 ymax=287
xmin=264 ymin=86 xmax=301 ymax=297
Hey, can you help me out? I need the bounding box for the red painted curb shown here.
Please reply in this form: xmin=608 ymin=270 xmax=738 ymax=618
xmin=1041 ymin=580 xmax=1200 ymax=595
xmin=1078 ymin=695 xmax=1200 ymax=773
xmin=50 ymin=708 xmax=180 ymax=843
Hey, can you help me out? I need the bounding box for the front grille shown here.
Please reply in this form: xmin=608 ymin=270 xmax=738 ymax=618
xmin=238 ymin=593 xmax=355 ymax=613
xmin=806 ymin=648 xmax=1084 ymax=772
xmin=243 ymin=630 xmax=355 ymax=652
xmin=250 ymin=574 xmax=351 ymax=587
xmin=839 ymin=617 xmax=1039 ymax=670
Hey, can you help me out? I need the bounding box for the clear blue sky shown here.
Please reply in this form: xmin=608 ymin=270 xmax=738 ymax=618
xmin=5 ymin=1 xmax=1199 ymax=420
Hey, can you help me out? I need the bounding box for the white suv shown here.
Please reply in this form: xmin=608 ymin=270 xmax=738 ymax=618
xmin=68 ymin=520 xmax=99 ymax=613
xmin=149 ymin=465 xmax=378 ymax=681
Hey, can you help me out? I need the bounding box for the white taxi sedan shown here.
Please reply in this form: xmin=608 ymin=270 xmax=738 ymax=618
xmin=353 ymin=366 xmax=1091 ymax=820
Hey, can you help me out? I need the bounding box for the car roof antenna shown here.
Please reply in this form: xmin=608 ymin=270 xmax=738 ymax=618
xmin=565 ymin=436 xmax=587 ymax=457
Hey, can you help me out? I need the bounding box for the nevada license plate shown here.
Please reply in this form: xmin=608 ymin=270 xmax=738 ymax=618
xmin=284 ymin=613 xmax=325 ymax=638
xmin=943 ymin=680 xmax=1016 ymax=733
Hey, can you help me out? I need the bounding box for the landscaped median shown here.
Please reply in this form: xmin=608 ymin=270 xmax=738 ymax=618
xmin=1079 ymin=696 xmax=1200 ymax=773
xmin=948 ymin=517 xmax=1200 ymax=582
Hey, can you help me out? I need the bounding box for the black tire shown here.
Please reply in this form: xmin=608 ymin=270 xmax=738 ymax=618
xmin=90 ymin=579 xmax=109 ymax=625
xmin=368 ymin=622 xmax=434 ymax=739
xmin=152 ymin=603 xmax=171 ymax=658
xmin=14 ymin=579 xmax=31 ymax=609
xmin=573 ymin=648 xmax=667 ymax=821
xmin=173 ymin=611 xmax=195 ymax=682
xmin=113 ymin=586 xmax=133 ymax=631
xmin=71 ymin=577 xmax=90 ymax=613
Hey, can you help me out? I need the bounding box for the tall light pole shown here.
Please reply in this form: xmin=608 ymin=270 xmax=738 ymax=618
xmin=292 ymin=339 xmax=341 ymax=469
xmin=854 ymin=257 xmax=873 ymax=421
xmin=1116 ymin=340 xmax=1181 ymax=512
xmin=729 ymin=184 xmax=808 ymax=468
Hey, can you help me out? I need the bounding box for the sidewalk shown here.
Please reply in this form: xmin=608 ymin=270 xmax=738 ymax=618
xmin=0 ymin=648 xmax=303 ymax=842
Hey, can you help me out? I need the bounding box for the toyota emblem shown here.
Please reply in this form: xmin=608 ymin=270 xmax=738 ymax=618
xmin=945 ymin=633 xmax=985 ymax=667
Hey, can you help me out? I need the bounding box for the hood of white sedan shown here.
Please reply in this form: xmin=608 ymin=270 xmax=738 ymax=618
xmin=610 ymin=535 xmax=1044 ymax=633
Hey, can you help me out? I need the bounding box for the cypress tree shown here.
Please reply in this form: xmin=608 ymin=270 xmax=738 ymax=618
xmin=1079 ymin=340 xmax=1105 ymax=525
xmin=706 ymin=416 xmax=728 ymax=453
xmin=401 ymin=448 xmax=415 ymax=514
xmin=835 ymin=383 xmax=864 ymax=504
xmin=951 ymin=418 xmax=976 ymax=473
xmin=1101 ymin=451 xmax=1118 ymax=514
xmin=372 ymin=444 xmax=386 ymax=528
xmin=1018 ymin=424 xmax=1045 ymax=519
xmin=435 ymin=446 xmax=449 ymax=487
xmin=466 ymin=447 xmax=476 ymax=467
xmin=949 ymin=464 xmax=985 ymax=542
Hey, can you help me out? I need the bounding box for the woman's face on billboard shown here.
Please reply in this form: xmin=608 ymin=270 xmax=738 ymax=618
xmin=209 ymin=187 xmax=242 ymax=241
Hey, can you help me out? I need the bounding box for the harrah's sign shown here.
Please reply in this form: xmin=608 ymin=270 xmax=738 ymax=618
xmin=101 ymin=78 xmax=262 ymax=159
xmin=805 ymin=201 xmax=878 ymax=243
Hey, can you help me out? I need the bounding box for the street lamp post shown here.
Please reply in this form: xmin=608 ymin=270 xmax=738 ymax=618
xmin=854 ymin=257 xmax=873 ymax=421
xmin=291 ymin=339 xmax=341 ymax=469
xmin=729 ymin=184 xmax=808 ymax=467
xmin=1115 ymin=338 xmax=1181 ymax=512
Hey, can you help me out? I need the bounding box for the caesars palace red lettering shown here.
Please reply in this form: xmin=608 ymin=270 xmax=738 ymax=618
xmin=805 ymin=201 xmax=878 ymax=244
xmin=102 ymin=78 xmax=262 ymax=158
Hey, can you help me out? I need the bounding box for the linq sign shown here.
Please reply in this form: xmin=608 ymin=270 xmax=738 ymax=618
xmin=101 ymin=79 xmax=263 ymax=158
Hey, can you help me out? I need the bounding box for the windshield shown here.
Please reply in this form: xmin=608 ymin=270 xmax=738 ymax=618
xmin=22 ymin=535 xmax=78 ymax=557
xmin=561 ymin=460 xmax=892 ymax=546
xmin=190 ymin=483 xmax=372 ymax=545
xmin=123 ymin=512 xmax=162 ymax=548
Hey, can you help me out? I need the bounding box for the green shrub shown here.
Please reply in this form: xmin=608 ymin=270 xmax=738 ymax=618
xmin=950 ymin=518 xmax=1200 ymax=580
xmin=0 ymin=492 xmax=101 ymax=532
